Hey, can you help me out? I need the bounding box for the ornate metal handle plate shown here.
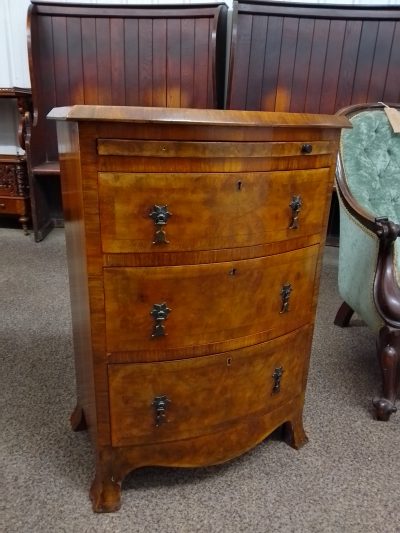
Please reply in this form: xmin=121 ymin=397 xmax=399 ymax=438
xmin=289 ymin=195 xmax=302 ymax=229
xmin=272 ymin=367 xmax=284 ymax=394
xmin=152 ymin=395 xmax=171 ymax=427
xmin=149 ymin=205 xmax=172 ymax=245
xmin=150 ymin=302 xmax=171 ymax=338
xmin=280 ymin=283 xmax=292 ymax=314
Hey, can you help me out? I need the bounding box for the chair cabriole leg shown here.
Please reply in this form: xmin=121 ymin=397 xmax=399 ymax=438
xmin=334 ymin=301 xmax=354 ymax=328
xmin=373 ymin=326 xmax=399 ymax=421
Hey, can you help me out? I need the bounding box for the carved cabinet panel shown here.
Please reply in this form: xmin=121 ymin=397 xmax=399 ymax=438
xmin=0 ymin=156 xmax=30 ymax=230
xmin=0 ymin=88 xmax=31 ymax=233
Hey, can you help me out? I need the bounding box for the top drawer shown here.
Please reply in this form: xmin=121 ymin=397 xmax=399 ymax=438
xmin=97 ymin=138 xmax=336 ymax=173
xmin=98 ymin=138 xmax=333 ymax=159
xmin=98 ymin=168 xmax=331 ymax=254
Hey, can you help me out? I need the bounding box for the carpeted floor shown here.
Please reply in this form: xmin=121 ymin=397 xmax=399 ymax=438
xmin=1 ymin=227 xmax=399 ymax=533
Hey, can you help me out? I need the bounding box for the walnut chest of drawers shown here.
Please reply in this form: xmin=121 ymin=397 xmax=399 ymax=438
xmin=49 ymin=105 xmax=350 ymax=512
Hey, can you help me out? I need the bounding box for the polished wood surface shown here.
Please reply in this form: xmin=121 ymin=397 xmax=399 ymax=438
xmin=228 ymin=0 xmax=400 ymax=113
xmin=104 ymin=247 xmax=318 ymax=357
xmin=55 ymin=121 xmax=98 ymax=444
xmin=97 ymin=139 xmax=335 ymax=158
xmin=108 ymin=326 xmax=312 ymax=447
xmin=98 ymin=168 xmax=330 ymax=254
xmin=49 ymin=104 xmax=350 ymax=128
xmin=52 ymin=104 xmax=348 ymax=511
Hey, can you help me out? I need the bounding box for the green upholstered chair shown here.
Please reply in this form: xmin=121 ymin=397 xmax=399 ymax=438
xmin=335 ymin=103 xmax=400 ymax=421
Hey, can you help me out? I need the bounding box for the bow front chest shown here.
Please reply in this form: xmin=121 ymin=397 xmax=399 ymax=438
xmin=49 ymin=105 xmax=350 ymax=512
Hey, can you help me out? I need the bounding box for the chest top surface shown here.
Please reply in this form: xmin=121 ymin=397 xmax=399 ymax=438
xmin=48 ymin=104 xmax=351 ymax=129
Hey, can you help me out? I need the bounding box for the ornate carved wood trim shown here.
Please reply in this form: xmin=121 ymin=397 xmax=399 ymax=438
xmin=374 ymin=219 xmax=400 ymax=328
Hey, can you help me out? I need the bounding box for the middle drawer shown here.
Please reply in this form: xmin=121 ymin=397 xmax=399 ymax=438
xmin=103 ymin=245 xmax=319 ymax=360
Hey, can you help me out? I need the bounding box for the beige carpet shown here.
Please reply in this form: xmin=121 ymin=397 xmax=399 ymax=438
xmin=1 ymin=228 xmax=399 ymax=533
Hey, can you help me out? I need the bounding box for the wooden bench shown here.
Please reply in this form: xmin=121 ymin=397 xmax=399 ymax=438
xmin=227 ymin=0 xmax=400 ymax=244
xmin=228 ymin=0 xmax=400 ymax=113
xmin=26 ymin=1 xmax=227 ymax=241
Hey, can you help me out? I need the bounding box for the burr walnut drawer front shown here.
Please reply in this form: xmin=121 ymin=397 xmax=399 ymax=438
xmin=108 ymin=325 xmax=313 ymax=447
xmin=103 ymin=245 xmax=318 ymax=358
xmin=98 ymin=168 xmax=331 ymax=253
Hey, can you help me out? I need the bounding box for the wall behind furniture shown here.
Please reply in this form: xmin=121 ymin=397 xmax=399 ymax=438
xmin=0 ymin=0 xmax=31 ymax=87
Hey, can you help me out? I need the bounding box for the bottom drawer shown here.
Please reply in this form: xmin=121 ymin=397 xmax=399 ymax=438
xmin=108 ymin=325 xmax=312 ymax=447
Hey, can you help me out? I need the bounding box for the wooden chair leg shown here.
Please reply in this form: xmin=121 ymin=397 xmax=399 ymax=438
xmin=334 ymin=301 xmax=354 ymax=327
xmin=373 ymin=326 xmax=399 ymax=421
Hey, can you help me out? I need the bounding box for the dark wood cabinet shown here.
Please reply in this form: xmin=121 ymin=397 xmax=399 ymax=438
xmin=0 ymin=88 xmax=31 ymax=233
xmin=49 ymin=104 xmax=349 ymax=512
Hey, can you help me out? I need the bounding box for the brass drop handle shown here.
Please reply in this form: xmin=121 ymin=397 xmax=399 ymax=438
xmin=149 ymin=205 xmax=172 ymax=245
xmin=280 ymin=283 xmax=292 ymax=314
xmin=272 ymin=367 xmax=284 ymax=394
xmin=301 ymin=143 xmax=313 ymax=154
xmin=289 ymin=195 xmax=302 ymax=230
xmin=150 ymin=302 xmax=171 ymax=338
xmin=152 ymin=395 xmax=171 ymax=427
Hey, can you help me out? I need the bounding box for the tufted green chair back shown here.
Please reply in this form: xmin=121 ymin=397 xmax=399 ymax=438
xmin=341 ymin=110 xmax=400 ymax=222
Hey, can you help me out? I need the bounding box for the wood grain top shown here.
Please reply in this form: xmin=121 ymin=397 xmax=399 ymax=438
xmin=48 ymin=105 xmax=351 ymax=129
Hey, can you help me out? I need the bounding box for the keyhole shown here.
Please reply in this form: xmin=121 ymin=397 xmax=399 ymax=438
xmin=237 ymin=180 xmax=242 ymax=191
xmin=229 ymin=268 xmax=237 ymax=276
xmin=227 ymin=357 xmax=232 ymax=366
